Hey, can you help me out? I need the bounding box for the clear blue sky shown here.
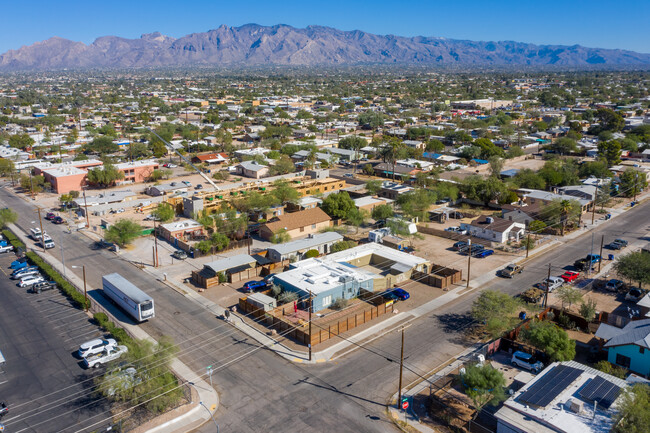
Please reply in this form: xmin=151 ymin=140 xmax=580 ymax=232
xmin=1 ymin=0 xmax=648 ymax=54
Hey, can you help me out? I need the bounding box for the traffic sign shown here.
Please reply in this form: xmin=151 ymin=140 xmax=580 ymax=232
xmin=401 ymin=400 xmax=409 ymax=410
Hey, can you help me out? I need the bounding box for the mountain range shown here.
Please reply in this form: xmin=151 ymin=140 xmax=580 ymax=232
xmin=1 ymin=24 xmax=649 ymax=70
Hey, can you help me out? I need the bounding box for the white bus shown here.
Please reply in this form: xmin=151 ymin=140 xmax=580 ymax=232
xmin=102 ymin=273 xmax=154 ymax=322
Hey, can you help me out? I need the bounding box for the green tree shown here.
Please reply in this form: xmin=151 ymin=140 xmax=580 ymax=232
xmin=20 ymin=173 xmax=45 ymax=193
xmin=426 ymin=139 xmax=444 ymax=152
xmin=210 ymin=232 xmax=230 ymax=251
xmin=474 ymin=138 xmax=504 ymax=158
xmin=371 ymin=204 xmax=394 ymax=221
xmin=555 ymin=285 xmax=583 ymax=310
xmin=196 ymin=240 xmax=212 ymax=254
xmin=0 ymin=208 xmax=17 ymax=228
xmin=125 ymin=142 xmax=150 ymax=159
xmin=594 ymin=108 xmax=625 ymax=133
xmin=330 ymin=240 xmax=355 ymax=253
xmin=513 ymin=169 xmax=546 ymax=189
xmin=579 ymin=298 xmax=598 ymax=323
xmin=506 ymin=146 xmax=525 ymax=158
xmin=578 ymin=160 xmax=612 ymax=179
xmin=321 ymin=191 xmax=356 ymax=220
xmin=521 ymin=320 xmax=576 ymax=362
xmin=85 ymin=136 xmax=119 ymax=154
xmin=357 ymin=111 xmax=385 ymax=130
xmin=471 ymin=290 xmax=519 ymax=337
xmin=462 ymin=364 xmax=507 ymax=417
xmin=598 ymin=140 xmax=622 ymax=167
xmin=549 ymin=137 xmax=578 ymax=155
xmin=461 ymin=175 xmax=508 ymax=206
xmin=105 ymin=219 xmax=142 ymax=247
xmin=528 ymin=220 xmax=547 ymax=234
xmin=270 ymin=228 xmax=291 ymax=244
xmin=271 ymin=179 xmax=300 ymax=204
xmin=362 ymin=164 xmax=374 ymax=176
xmin=620 ymin=169 xmax=647 ymax=198
xmin=8 ymin=133 xmax=34 ymax=149
xmin=613 ymin=251 xmax=650 ymax=290
xmin=86 ymin=164 xmax=125 ymax=188
xmin=338 ymin=136 xmax=366 ymax=151
xmin=365 ymin=179 xmax=382 ymax=195
xmin=152 ymin=203 xmax=175 ymax=222
xmin=270 ymin=155 xmax=295 ymax=175
xmin=397 ymin=188 xmax=436 ymax=221
xmin=488 ymin=156 xmax=504 ymax=177
xmin=613 ymin=384 xmax=650 ymax=433
xmin=0 ymin=158 xmax=15 ymax=177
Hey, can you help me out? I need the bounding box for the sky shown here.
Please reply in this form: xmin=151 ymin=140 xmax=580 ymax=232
xmin=0 ymin=0 xmax=648 ymax=54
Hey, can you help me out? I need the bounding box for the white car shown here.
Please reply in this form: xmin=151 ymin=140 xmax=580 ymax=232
xmin=18 ymin=275 xmax=45 ymax=287
xmin=83 ymin=345 xmax=128 ymax=369
xmin=0 ymin=245 xmax=14 ymax=253
xmin=539 ymin=276 xmax=564 ymax=292
xmin=78 ymin=338 xmax=118 ymax=358
xmin=511 ymin=351 xmax=543 ymax=373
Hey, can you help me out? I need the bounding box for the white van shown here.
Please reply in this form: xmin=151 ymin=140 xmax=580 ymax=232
xmin=30 ymin=227 xmax=42 ymax=240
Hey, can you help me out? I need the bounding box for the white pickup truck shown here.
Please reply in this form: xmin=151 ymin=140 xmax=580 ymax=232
xmin=83 ymin=345 xmax=128 ymax=369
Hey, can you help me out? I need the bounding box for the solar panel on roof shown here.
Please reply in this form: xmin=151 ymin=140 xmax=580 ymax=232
xmin=519 ymin=365 xmax=582 ymax=408
xmin=579 ymin=376 xmax=621 ymax=409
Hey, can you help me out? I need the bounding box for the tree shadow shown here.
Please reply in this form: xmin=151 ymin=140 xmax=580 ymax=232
xmin=434 ymin=313 xmax=477 ymax=345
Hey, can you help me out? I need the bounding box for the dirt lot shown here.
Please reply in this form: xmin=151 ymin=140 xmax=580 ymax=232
xmin=409 ymin=231 xmax=516 ymax=280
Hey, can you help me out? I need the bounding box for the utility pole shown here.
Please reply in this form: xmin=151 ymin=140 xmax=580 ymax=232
xmin=82 ymin=265 xmax=88 ymax=312
xmin=591 ymin=198 xmax=596 ymax=225
xmin=543 ymin=264 xmax=551 ymax=308
xmin=526 ymin=233 xmax=531 ymax=259
xmin=634 ymin=173 xmax=638 ymax=202
xmin=587 ymin=232 xmax=595 ymax=277
xmin=36 ymin=208 xmax=45 ymax=252
xmin=29 ymin=169 xmax=35 ymax=200
xmin=153 ymin=217 xmax=159 ymax=267
xmin=397 ymin=326 xmax=405 ymax=407
xmin=598 ymin=235 xmax=604 ymax=273
xmin=466 ymin=239 xmax=472 ymax=289
xmin=308 ymin=290 xmax=313 ymax=362
xmin=82 ymin=187 xmax=90 ymax=229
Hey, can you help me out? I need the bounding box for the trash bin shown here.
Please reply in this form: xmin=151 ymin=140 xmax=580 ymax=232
xmin=519 ymin=311 xmax=527 ymax=320
xmin=608 ymin=254 xmax=615 ymax=261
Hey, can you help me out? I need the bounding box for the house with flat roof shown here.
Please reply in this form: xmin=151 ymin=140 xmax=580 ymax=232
xmin=524 ymin=189 xmax=593 ymax=213
xmin=377 ymin=181 xmax=415 ymax=200
xmin=495 ymin=361 xmax=627 ymax=433
xmin=273 ymin=258 xmax=375 ymax=312
xmin=158 ymin=219 xmax=205 ymax=242
xmin=146 ymin=183 xmax=190 ymax=197
xmin=260 ymin=207 xmax=332 ymax=241
xmin=266 ymin=232 xmax=344 ymax=262
xmin=353 ymin=196 xmax=389 ymax=213
xmin=114 ymin=159 xmax=160 ymax=184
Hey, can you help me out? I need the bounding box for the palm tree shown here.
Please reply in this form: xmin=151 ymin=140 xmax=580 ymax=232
xmin=559 ymin=199 xmax=572 ymax=236
xmin=386 ymin=138 xmax=403 ymax=181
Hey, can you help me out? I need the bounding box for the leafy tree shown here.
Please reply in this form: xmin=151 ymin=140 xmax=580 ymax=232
xmin=461 ymin=175 xmax=508 ymax=206
xmin=86 ymin=164 xmax=125 ymax=188
xmin=321 ymin=191 xmax=356 ymax=220
xmin=270 ymin=228 xmax=291 ymax=244
xmin=371 ymin=204 xmax=394 ymax=221
xmin=593 ymin=108 xmax=625 ymax=133
xmin=125 ymin=142 xmax=150 ymax=159
xmin=426 ymin=139 xmax=444 ymax=152
xmin=0 ymin=158 xmax=15 ymax=177
xmin=578 ymin=160 xmax=612 ymax=179
xmin=538 ymin=159 xmax=579 ymax=187
xmin=579 ymin=298 xmax=598 ymax=322
xmin=330 ymin=240 xmax=355 ymax=253
xmin=152 ymin=203 xmax=175 ymax=222
xmin=362 ymin=164 xmax=374 ymax=176
xmin=474 ymin=138 xmax=504 ymax=159
xmin=614 ymin=251 xmax=650 ymax=290
xmin=488 ymin=156 xmax=504 ymax=177
xmin=613 ymin=384 xmax=650 ymax=433
xmin=85 ymin=136 xmax=119 ymax=154
xmin=338 ymin=136 xmax=366 ymax=151
xmin=365 ymin=179 xmax=381 ymax=196
xmin=594 ymin=361 xmax=627 ymax=380
xmin=0 ymin=208 xmax=17 ymax=228
xmin=528 ymin=220 xmax=547 ymax=234
xmin=346 ymin=208 xmax=369 ymax=232
xmin=506 ymin=146 xmax=525 ymax=158
xmin=548 ymin=137 xmax=578 ymax=155
xmin=210 ymin=232 xmax=230 ymax=251
xmin=8 ymin=133 xmax=34 ymax=149
xmin=397 ymin=188 xmax=436 ymax=221
xmin=471 ymin=290 xmax=518 ymax=323
xmin=271 ymin=179 xmax=300 ymax=204
xmin=513 ymin=168 xmax=546 ymax=190
xmin=270 ymin=155 xmax=295 ymax=175
xmin=598 ymin=140 xmax=622 ymax=167
xmin=462 ymin=364 xmax=507 ymax=417
xmin=148 ymin=169 xmax=172 ymax=182
xmin=304 ymin=249 xmax=319 ymax=258
xmin=20 ymin=173 xmax=45 ymax=193
xmin=620 ymin=169 xmax=647 ymax=197
xmin=196 ymin=240 xmax=212 ymax=254
xmin=539 ymin=198 xmax=581 ymax=235
xmin=357 ymin=111 xmax=385 ymax=130
xmin=460 ymin=145 xmax=482 ymax=160
xmin=555 ymin=285 xmax=582 ymax=310
xmin=521 ymin=320 xmax=576 ymax=362
xmin=151 ymin=140 xmax=168 ymax=158
xmin=105 ymin=219 xmax=142 ymax=247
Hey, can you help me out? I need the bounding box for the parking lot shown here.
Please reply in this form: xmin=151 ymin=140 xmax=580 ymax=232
xmin=0 ymin=253 xmax=111 ymax=433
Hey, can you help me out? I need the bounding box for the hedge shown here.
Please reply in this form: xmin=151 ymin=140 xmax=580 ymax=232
xmin=25 ymin=251 xmax=90 ymax=310
xmin=93 ymin=312 xmax=136 ymax=347
xmin=2 ymin=229 xmax=25 ymax=251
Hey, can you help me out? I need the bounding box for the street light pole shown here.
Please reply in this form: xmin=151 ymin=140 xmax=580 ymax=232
xmin=188 ymin=382 xmax=219 ymax=433
xmin=308 ymin=290 xmax=313 ymax=362
xmin=72 ymin=265 xmax=88 ymax=311
xmin=466 ymin=239 xmax=472 ymax=289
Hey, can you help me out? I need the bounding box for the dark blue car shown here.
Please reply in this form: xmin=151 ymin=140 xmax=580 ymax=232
xmin=383 ymin=288 xmax=410 ymax=301
xmin=473 ymin=249 xmax=494 ymax=258
xmin=243 ymin=281 xmax=267 ymax=292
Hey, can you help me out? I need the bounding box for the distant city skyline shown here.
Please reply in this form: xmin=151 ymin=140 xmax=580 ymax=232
xmin=1 ymin=0 xmax=648 ymax=54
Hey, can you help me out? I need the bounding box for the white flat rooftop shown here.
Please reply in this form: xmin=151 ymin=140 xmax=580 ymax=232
xmin=276 ymin=258 xmax=375 ymax=295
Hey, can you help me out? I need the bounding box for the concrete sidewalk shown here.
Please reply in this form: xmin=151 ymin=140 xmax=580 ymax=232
xmin=7 ymin=224 xmax=219 ymax=433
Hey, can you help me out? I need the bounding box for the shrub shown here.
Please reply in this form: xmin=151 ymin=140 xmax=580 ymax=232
xmin=217 ymin=272 xmax=227 ymax=283
xmin=3 ymin=229 xmax=25 ymax=251
xmin=595 ymin=360 xmax=627 ymax=379
xmin=278 ymin=291 xmax=298 ymax=304
xmin=304 ymin=249 xmax=319 ymax=258
xmin=331 ymin=298 xmax=349 ymax=310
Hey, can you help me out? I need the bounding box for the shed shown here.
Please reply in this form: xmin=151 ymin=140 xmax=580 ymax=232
xmin=247 ymin=293 xmax=277 ymax=312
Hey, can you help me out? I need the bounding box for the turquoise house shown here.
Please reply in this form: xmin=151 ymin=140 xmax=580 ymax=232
xmin=596 ymin=319 xmax=650 ymax=376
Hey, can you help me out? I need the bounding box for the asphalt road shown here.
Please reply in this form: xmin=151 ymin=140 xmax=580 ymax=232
xmin=0 ymin=185 xmax=648 ymax=433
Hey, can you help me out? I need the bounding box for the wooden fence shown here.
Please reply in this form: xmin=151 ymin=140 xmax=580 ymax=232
xmin=238 ymin=296 xmax=394 ymax=347
xmin=416 ymin=224 xmax=493 ymax=248
xmin=412 ymin=264 xmax=462 ymax=289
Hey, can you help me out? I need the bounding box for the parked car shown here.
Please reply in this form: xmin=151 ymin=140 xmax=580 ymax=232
xmin=473 ymin=249 xmax=494 ymax=258
xmin=605 ymin=279 xmax=625 ymax=292
xmin=461 ymin=244 xmax=484 ymax=255
xmin=452 ymin=241 xmax=468 ymax=251
xmin=182 ymin=180 xmax=192 ymax=187
xmin=143 ymin=215 xmax=160 ymax=221
xmin=625 ymin=288 xmax=647 ymax=302
xmin=10 ymin=259 xmax=29 ymax=270
xmin=44 ymin=212 xmax=56 ymax=220
xmin=30 ymin=280 xmax=57 ymax=294
xmin=52 ymin=216 xmax=66 ymax=224
xmin=521 ymin=288 xmax=545 ymax=303
xmin=499 ymin=264 xmax=524 ymax=278
xmin=537 ymin=276 xmax=564 ymax=292
xmin=195 ymin=184 xmax=203 ymax=190
xmin=163 ymin=163 xmax=177 ymax=168
xmin=12 ymin=268 xmax=40 ymax=279
xmin=586 ymin=254 xmax=601 ymax=264
xmin=38 ymin=239 xmax=55 ymax=249
xmin=344 ymin=173 xmax=354 ymax=178
xmin=391 ymin=288 xmax=410 ymax=300
xmin=172 ymin=250 xmax=187 ymax=260
xmin=607 ymin=241 xmax=624 ymax=250
xmin=18 ymin=275 xmax=45 ymax=287
xmin=560 ymin=271 xmax=580 ymax=283
xmin=78 ymin=338 xmax=118 ymax=359
xmin=0 ymin=245 xmax=14 ymax=254
xmin=613 ymin=238 xmax=628 ymax=247
xmin=83 ymin=345 xmax=128 ymax=369
xmin=511 ymin=351 xmax=543 ymax=373
xmin=263 ymin=273 xmax=277 ymax=285
xmin=445 ymin=227 xmax=468 ymax=235
xmin=243 ymin=281 xmax=266 ymax=292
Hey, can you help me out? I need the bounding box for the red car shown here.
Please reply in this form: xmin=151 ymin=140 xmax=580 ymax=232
xmin=560 ymin=271 xmax=580 ymax=283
